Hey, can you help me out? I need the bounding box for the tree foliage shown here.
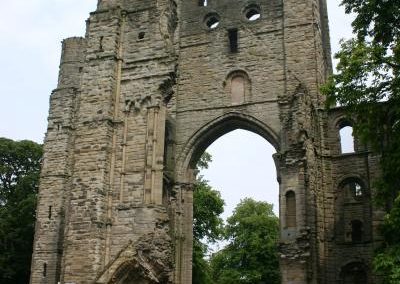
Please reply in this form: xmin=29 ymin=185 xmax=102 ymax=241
xmin=0 ymin=138 xmax=42 ymax=283
xmin=210 ymin=198 xmax=280 ymax=284
xmin=193 ymin=153 xmax=225 ymax=284
xmin=322 ymin=1 xmax=400 ymax=282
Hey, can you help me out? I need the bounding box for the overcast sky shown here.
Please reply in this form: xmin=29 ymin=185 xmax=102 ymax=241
xmin=0 ymin=1 xmax=354 ymax=218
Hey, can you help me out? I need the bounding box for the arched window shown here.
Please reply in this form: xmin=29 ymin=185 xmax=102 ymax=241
xmin=336 ymin=119 xmax=356 ymax=154
xmin=339 ymin=125 xmax=355 ymax=153
xmin=225 ymin=70 xmax=251 ymax=105
xmin=285 ymin=191 xmax=296 ymax=228
xmin=336 ymin=178 xmax=370 ymax=243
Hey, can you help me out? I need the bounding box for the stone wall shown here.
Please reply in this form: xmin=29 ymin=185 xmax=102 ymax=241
xmin=30 ymin=1 xmax=382 ymax=283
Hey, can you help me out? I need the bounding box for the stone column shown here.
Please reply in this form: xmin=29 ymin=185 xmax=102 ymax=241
xmin=144 ymin=105 xmax=167 ymax=205
xmin=172 ymin=180 xmax=194 ymax=284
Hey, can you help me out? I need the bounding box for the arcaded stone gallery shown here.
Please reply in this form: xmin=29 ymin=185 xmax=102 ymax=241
xmin=30 ymin=0 xmax=383 ymax=283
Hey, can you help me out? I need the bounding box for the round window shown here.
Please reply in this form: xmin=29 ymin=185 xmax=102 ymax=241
xmin=204 ymin=14 xmax=220 ymax=30
xmin=244 ymin=6 xmax=261 ymax=22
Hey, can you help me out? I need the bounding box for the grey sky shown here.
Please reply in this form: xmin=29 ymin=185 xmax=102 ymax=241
xmin=0 ymin=1 xmax=354 ymax=218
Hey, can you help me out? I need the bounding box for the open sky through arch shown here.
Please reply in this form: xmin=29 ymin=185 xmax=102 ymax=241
xmin=200 ymin=129 xmax=278 ymax=219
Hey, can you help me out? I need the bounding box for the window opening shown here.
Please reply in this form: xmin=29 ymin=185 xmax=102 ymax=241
xmin=228 ymin=29 xmax=238 ymax=53
xmin=245 ymin=7 xmax=261 ymax=21
xmin=99 ymin=36 xmax=104 ymax=51
xmin=354 ymin=183 xmax=363 ymax=198
xmin=285 ymin=191 xmax=296 ymax=228
xmin=343 ymin=180 xmax=364 ymax=201
xmin=205 ymin=14 xmax=220 ymax=29
xmin=246 ymin=10 xmax=261 ymax=21
xmin=48 ymin=206 xmax=52 ymax=219
xmin=351 ymin=220 xmax=363 ymax=243
xmin=199 ymin=0 xmax=208 ymax=6
xmin=339 ymin=126 xmax=355 ymax=153
xmin=43 ymin=263 xmax=47 ymax=277
xmin=138 ymin=32 xmax=145 ymax=40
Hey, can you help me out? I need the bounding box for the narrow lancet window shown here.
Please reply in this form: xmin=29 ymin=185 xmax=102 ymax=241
xmin=228 ymin=29 xmax=238 ymax=53
xmin=285 ymin=191 xmax=296 ymax=228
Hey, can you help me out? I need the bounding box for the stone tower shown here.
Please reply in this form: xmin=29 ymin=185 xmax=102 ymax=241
xmin=30 ymin=0 xmax=382 ymax=283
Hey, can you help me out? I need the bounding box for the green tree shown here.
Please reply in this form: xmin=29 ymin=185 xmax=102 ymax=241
xmin=322 ymin=1 xmax=400 ymax=282
xmin=0 ymin=138 xmax=42 ymax=283
xmin=193 ymin=153 xmax=225 ymax=284
xmin=210 ymin=198 xmax=280 ymax=284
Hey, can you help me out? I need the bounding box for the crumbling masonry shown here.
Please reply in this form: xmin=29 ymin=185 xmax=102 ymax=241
xmin=31 ymin=0 xmax=383 ymax=283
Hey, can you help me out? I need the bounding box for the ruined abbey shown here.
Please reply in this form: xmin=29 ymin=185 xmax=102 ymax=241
xmin=30 ymin=0 xmax=383 ymax=283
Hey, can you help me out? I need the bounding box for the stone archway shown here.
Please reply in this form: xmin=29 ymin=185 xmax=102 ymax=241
xmin=173 ymin=112 xmax=283 ymax=283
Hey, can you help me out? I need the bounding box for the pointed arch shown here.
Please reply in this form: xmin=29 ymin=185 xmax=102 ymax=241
xmin=109 ymin=260 xmax=157 ymax=284
xmin=95 ymin=233 xmax=172 ymax=284
xmin=177 ymin=112 xmax=280 ymax=178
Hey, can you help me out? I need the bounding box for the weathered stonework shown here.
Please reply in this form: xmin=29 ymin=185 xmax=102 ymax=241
xmin=31 ymin=0 xmax=382 ymax=283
